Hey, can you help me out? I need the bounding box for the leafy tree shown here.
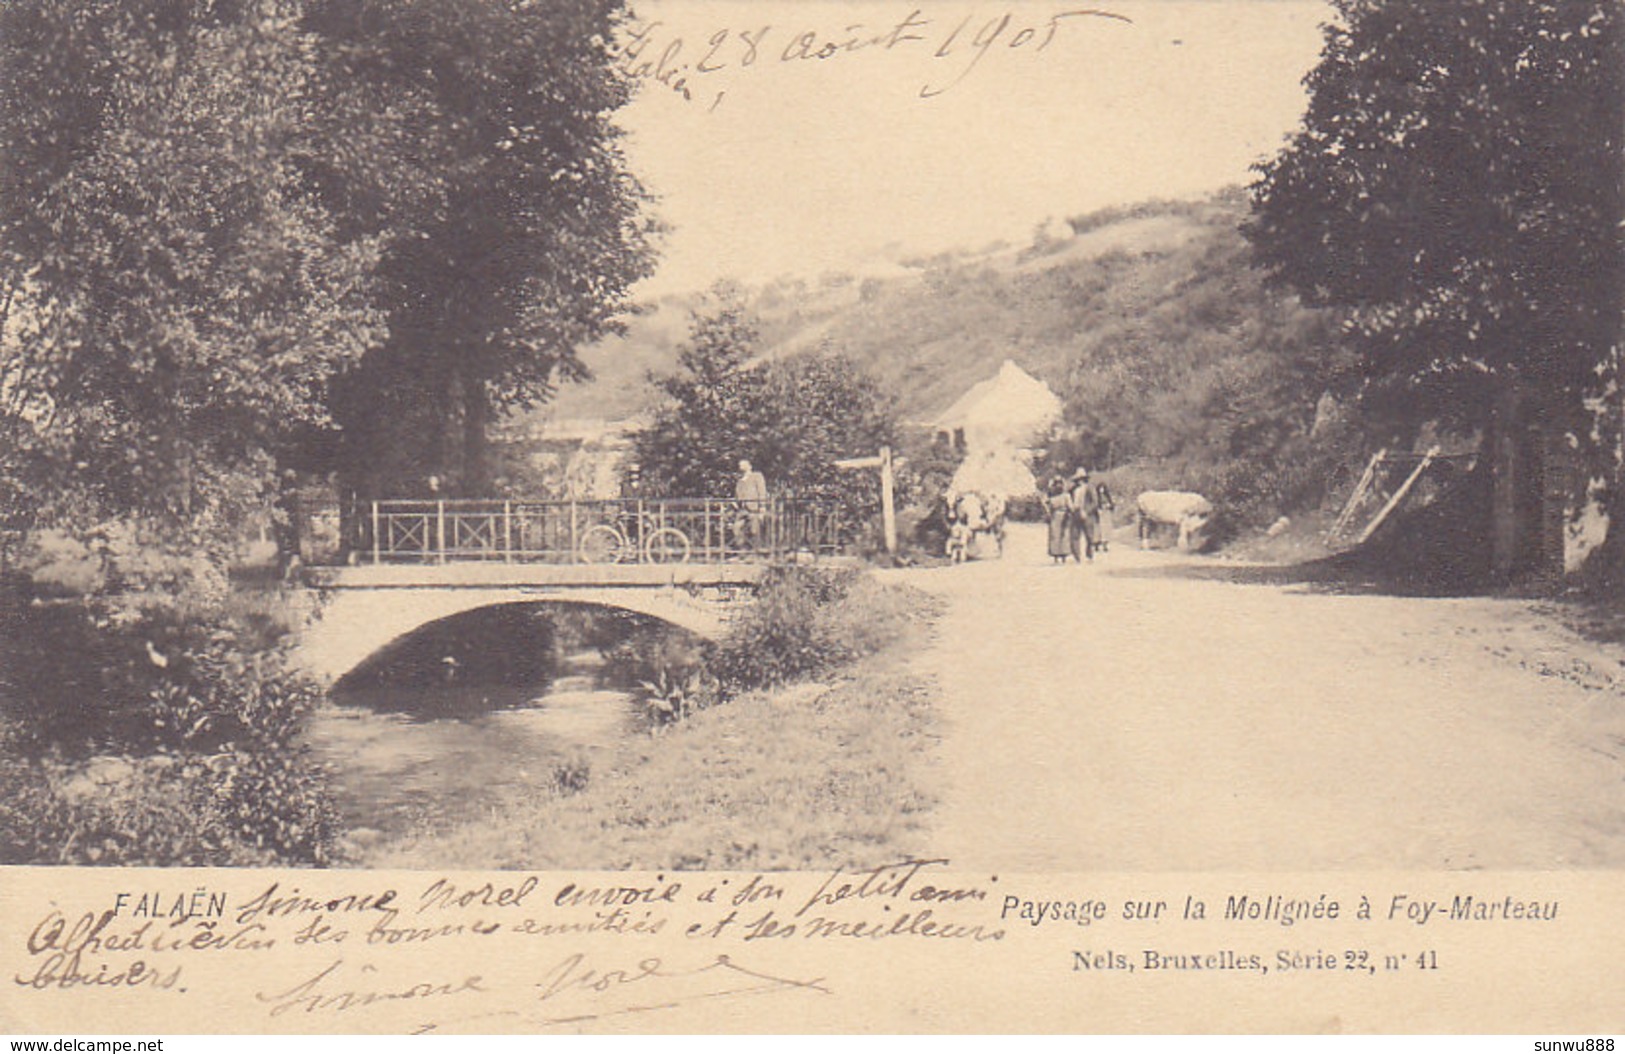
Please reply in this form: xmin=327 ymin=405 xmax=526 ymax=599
xmin=632 ymin=289 xmax=765 ymax=497
xmin=758 ymin=351 xmax=899 ymax=513
xmin=0 ymin=0 xmax=383 ymax=563
xmin=1246 ymin=1 xmax=1624 ymax=575
xmin=306 ymin=0 xmax=659 ymax=500
xmin=633 ymin=290 xmax=896 ymax=517
xmin=0 ymin=0 xmax=388 ymax=865
xmin=1 ymin=0 xmax=659 ymax=556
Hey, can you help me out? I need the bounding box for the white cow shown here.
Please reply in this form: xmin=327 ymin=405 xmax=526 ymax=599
xmin=1136 ymin=491 xmax=1214 ymax=552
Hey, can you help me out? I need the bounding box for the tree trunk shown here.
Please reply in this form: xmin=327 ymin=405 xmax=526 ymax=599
xmin=1488 ymin=384 xmax=1523 ymax=578
xmin=1598 ymin=365 xmax=1625 ymax=586
xmin=461 ymin=368 xmax=490 ymax=497
xmin=1488 ymin=381 xmax=1564 ymax=582
xmin=426 ymin=368 xmax=452 ymax=492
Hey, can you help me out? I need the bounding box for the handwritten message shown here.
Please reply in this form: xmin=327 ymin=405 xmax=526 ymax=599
xmin=3 ymin=863 xmax=1611 ymax=1033
xmin=612 ymin=7 xmax=1134 ymax=109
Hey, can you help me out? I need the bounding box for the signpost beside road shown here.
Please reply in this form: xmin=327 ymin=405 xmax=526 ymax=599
xmin=835 ymin=445 xmax=901 ymax=556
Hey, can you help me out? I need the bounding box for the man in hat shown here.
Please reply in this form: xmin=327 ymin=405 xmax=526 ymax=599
xmin=1069 ymin=467 xmax=1101 ymax=561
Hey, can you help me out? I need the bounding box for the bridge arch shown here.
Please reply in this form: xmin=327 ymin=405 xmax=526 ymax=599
xmin=295 ymin=587 xmax=730 ymax=683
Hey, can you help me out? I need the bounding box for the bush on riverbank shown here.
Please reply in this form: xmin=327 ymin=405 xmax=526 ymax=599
xmin=0 ymin=586 xmax=336 ymax=866
xmin=709 ymin=566 xmax=917 ymax=692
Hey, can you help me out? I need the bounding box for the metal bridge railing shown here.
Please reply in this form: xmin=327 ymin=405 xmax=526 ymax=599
xmin=363 ymin=497 xmax=844 ymax=565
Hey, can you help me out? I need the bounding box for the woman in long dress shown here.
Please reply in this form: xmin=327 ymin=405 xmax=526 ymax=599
xmin=1045 ymin=477 xmax=1073 ymax=563
xmin=1094 ymin=481 xmax=1115 ymax=554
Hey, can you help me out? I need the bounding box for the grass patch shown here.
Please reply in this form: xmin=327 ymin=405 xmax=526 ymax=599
xmin=1547 ymin=586 xmax=1625 ymax=653
xmin=362 ymin=577 xmax=943 ymax=871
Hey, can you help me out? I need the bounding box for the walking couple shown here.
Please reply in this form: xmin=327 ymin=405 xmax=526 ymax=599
xmin=1046 ymin=468 xmax=1113 ymax=564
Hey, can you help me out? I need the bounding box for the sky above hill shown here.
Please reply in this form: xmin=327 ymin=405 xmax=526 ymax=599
xmin=618 ymin=0 xmax=1332 ymax=296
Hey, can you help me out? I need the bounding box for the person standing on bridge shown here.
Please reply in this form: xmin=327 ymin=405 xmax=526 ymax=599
xmin=735 ymin=459 xmax=770 ymax=551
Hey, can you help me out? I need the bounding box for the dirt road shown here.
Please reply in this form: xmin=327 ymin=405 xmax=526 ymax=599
xmin=887 ymin=524 xmax=1625 ymax=870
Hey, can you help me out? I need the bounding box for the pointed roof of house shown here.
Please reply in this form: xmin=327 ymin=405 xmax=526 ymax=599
xmin=932 ymin=359 xmax=1062 ymax=439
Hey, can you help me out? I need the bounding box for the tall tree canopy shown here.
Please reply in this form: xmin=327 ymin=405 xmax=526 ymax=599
xmin=1 ymin=0 xmax=659 ymax=577
xmin=310 ymin=0 xmax=659 ymax=499
xmin=0 ymin=0 xmax=382 ymax=555
xmin=1247 ymin=0 xmax=1624 ymax=571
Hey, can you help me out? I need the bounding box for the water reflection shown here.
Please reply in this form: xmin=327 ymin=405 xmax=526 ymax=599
xmin=307 ymin=603 xmax=702 ymax=842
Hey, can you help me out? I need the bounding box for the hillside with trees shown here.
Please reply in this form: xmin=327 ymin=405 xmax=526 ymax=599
xmin=816 ymin=191 xmax=1356 ymax=525
xmin=569 ymin=0 xmax=1622 ymax=571
xmin=550 ymin=189 xmax=1357 ymax=529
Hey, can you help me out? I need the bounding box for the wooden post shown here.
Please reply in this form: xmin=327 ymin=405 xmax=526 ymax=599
xmin=569 ymin=500 xmax=578 ymax=564
xmin=836 ymin=447 xmax=901 ymax=557
xmin=371 ymin=502 xmax=381 ymax=565
xmin=880 ymin=445 xmax=897 ymax=556
xmin=1328 ymin=448 xmax=1387 ymax=540
xmin=504 ymin=501 xmax=513 ymax=563
xmin=436 ymin=500 xmax=446 ymax=564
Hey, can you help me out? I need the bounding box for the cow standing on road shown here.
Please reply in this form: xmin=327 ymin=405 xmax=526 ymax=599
xmin=1136 ymin=491 xmax=1214 ymax=552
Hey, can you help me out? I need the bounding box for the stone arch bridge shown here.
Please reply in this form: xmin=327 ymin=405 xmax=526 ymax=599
xmin=295 ymin=562 xmax=766 ymax=683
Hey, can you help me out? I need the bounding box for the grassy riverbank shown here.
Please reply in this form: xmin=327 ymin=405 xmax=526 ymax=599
xmin=0 ymin=578 xmax=336 ymax=867
xmin=357 ymin=574 xmax=944 ymax=871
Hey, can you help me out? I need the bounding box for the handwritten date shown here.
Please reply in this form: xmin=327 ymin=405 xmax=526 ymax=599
xmin=614 ymin=6 xmax=1133 ymax=107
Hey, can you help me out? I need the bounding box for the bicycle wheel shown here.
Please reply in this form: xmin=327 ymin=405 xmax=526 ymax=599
xmin=643 ymin=527 xmax=692 ymax=565
xmin=578 ymin=524 xmax=627 ymax=564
